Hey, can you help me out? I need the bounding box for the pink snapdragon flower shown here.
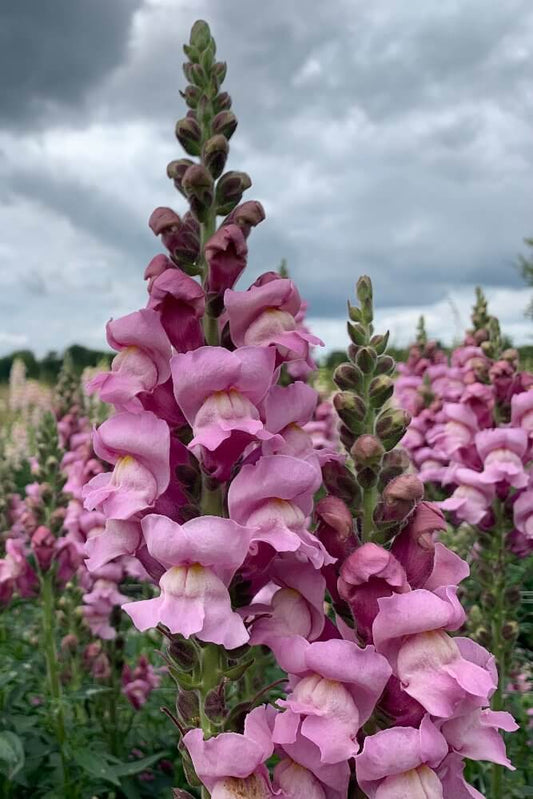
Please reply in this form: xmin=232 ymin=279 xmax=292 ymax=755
xmin=123 ymin=514 xmax=252 ymax=648
xmin=475 ymin=428 xmax=530 ymax=489
xmin=205 ymin=223 xmax=248 ymax=294
xmin=183 ymin=705 xmax=276 ymax=797
xmin=439 ymin=468 xmax=495 ymax=525
xmin=273 ymin=731 xmax=350 ymax=799
xmin=171 ymin=346 xmax=276 ymax=479
xmin=247 ymin=557 xmax=326 ymax=645
xmin=228 ymin=454 xmax=332 ymax=567
xmin=338 ymin=544 xmax=409 ymax=642
xmin=261 ymin=382 xmax=337 ymax=468
xmin=122 ymin=655 xmax=162 ymax=710
xmin=147 ymin=267 xmax=205 ymax=351
xmin=272 ymin=637 xmax=391 ymax=764
xmin=440 ymin=708 xmax=518 ymax=769
xmin=427 ymin=403 xmax=479 ymax=456
xmin=511 ymin=390 xmax=533 ymax=435
xmin=373 ymin=588 xmax=496 ymax=717
xmin=82 ymin=411 xmax=170 ymax=519
xmin=225 ymin=277 xmax=323 ymax=368
xmin=84 ymin=519 xmax=143 ymax=572
xmin=82 ymin=578 xmax=130 ymax=640
xmin=413 ymin=446 xmax=448 ymax=483
xmin=514 ymin=489 xmax=533 ymax=539
xmin=86 ymin=309 xmax=171 ymax=409
xmin=0 ymin=538 xmax=37 ymax=602
xmin=355 ymin=715 xmax=448 ymax=798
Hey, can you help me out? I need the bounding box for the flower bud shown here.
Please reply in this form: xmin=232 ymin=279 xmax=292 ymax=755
xmin=356 ymin=346 xmax=377 ymax=375
xmin=213 ymin=61 xmax=227 ymax=87
xmin=347 ymin=302 xmax=363 ymax=323
xmin=182 ymin=164 xmax=214 ymax=221
xmin=379 ymin=448 xmax=411 ymax=485
xmin=370 ymin=331 xmax=389 ymax=355
xmin=374 ymin=354 xmax=395 ymax=376
xmin=315 ymin=496 xmax=355 ymax=561
xmin=333 ymin=391 xmax=366 ymax=431
xmin=351 ymin=434 xmax=384 ymax=469
xmin=204 ymin=684 xmax=226 ymax=723
xmin=375 ymin=407 xmax=411 ymax=449
xmin=175 ymin=116 xmax=202 ymax=156
xmin=356 ymin=275 xmax=373 ymax=321
xmin=189 ymin=19 xmax=211 ymax=51
xmin=322 ymin=461 xmax=361 ymax=506
xmin=149 ymin=206 xmax=182 ymax=236
xmin=333 ymin=362 xmax=364 ymax=391
xmin=214 ymin=91 xmax=232 ymax=112
xmin=60 ymin=634 xmax=78 ymax=653
xmin=502 ymin=621 xmax=518 ymax=640
xmin=181 ymin=85 xmax=201 ymax=110
xmin=166 ymin=159 xmax=195 ymax=195
xmin=339 ymin=424 xmax=356 ymax=451
xmin=380 ymin=474 xmax=424 ymax=522
xmin=176 ymin=688 xmax=200 ymax=724
xmin=202 ymin=134 xmax=229 ymax=178
xmin=347 ymin=321 xmax=367 ymax=345
xmin=213 ymin=110 xmax=238 ymax=140
xmin=223 ymin=200 xmax=265 ymax=236
xmin=369 ymin=375 xmax=394 ymax=407
xmin=215 ymin=170 xmax=251 ymax=215
xmin=173 ymin=790 xmax=195 ymax=799
xmin=169 ymin=637 xmax=197 ymax=672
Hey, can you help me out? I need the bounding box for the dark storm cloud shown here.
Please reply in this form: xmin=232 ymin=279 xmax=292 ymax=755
xmin=0 ymin=0 xmax=141 ymax=126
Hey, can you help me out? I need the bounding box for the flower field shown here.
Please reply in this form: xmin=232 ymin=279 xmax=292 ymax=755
xmin=0 ymin=19 xmax=531 ymax=799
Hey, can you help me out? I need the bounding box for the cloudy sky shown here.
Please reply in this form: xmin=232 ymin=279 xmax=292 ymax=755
xmin=1 ymin=0 xmax=532 ymax=357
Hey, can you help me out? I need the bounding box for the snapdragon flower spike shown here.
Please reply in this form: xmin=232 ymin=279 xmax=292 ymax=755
xmin=171 ymin=345 xmax=276 ymax=479
xmin=228 ymin=454 xmax=333 ymax=567
xmin=272 ymin=637 xmax=391 ymax=764
xmin=372 ymin=588 xmax=496 ymax=717
xmin=475 ymin=427 xmax=530 ymax=488
xmin=225 ymin=277 xmax=323 ymax=369
xmin=123 ymin=514 xmax=252 ymax=648
xmin=83 ymin=411 xmax=170 ymax=519
xmin=147 ymin=266 xmax=205 ymax=351
xmin=183 ymin=705 xmax=276 ymax=797
xmin=355 ymin=715 xmax=449 ymax=799
xmin=86 ymin=309 xmax=171 ymax=410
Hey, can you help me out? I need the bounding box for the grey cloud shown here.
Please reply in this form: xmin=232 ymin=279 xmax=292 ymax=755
xmin=0 ymin=0 xmax=141 ymax=126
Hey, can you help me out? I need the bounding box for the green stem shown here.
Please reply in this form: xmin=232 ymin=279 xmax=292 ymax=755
xmin=41 ymin=572 xmax=70 ymax=795
xmin=489 ymin=500 xmax=509 ymax=799
xmin=360 ymin=371 xmax=377 ymax=542
xmin=198 ymin=644 xmax=221 ymax=738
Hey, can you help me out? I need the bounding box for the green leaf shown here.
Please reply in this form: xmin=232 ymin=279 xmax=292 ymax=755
xmin=0 ymin=731 xmax=25 ymax=779
xmin=73 ymin=749 xmax=121 ymax=787
xmin=111 ymin=751 xmax=167 ymax=779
